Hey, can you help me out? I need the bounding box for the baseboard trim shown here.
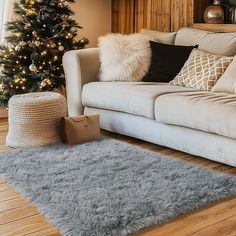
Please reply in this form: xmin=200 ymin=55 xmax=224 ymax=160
xmin=0 ymin=108 xmax=8 ymax=118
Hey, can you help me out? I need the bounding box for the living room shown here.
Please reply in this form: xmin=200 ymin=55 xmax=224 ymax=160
xmin=0 ymin=0 xmax=236 ymax=235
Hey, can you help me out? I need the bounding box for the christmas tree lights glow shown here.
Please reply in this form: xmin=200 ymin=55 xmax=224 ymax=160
xmin=0 ymin=0 xmax=89 ymax=107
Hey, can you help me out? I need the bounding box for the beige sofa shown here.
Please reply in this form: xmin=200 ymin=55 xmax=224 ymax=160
xmin=63 ymin=28 xmax=236 ymax=167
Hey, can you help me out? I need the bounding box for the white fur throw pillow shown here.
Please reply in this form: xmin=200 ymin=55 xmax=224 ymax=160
xmin=98 ymin=33 xmax=151 ymax=81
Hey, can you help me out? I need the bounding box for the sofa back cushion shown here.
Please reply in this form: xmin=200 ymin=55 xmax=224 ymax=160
xmin=140 ymin=29 xmax=177 ymax=45
xmin=212 ymin=56 xmax=236 ymax=94
xmin=175 ymin=27 xmax=236 ymax=56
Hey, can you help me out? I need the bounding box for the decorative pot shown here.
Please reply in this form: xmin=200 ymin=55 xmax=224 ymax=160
xmin=204 ymin=0 xmax=225 ymax=24
xmin=229 ymin=6 xmax=236 ymax=23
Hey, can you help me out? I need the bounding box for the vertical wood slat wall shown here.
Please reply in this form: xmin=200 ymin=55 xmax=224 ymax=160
xmin=112 ymin=0 xmax=193 ymax=34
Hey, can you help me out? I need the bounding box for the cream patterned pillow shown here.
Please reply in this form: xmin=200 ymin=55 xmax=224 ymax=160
xmin=170 ymin=49 xmax=233 ymax=91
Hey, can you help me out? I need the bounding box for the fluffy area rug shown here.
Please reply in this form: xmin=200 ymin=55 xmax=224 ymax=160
xmin=0 ymin=138 xmax=236 ymax=236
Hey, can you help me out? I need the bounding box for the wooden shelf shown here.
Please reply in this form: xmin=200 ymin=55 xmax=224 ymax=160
xmin=193 ymin=23 xmax=236 ymax=32
xmin=193 ymin=0 xmax=236 ymax=32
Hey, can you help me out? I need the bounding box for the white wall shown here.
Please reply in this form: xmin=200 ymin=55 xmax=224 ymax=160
xmin=72 ymin=0 xmax=112 ymax=47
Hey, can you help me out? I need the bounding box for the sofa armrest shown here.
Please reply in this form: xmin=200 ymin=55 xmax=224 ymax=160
xmin=63 ymin=48 xmax=100 ymax=116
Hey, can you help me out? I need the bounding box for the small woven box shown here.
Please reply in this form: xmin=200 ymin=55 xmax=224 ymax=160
xmin=6 ymin=92 xmax=67 ymax=148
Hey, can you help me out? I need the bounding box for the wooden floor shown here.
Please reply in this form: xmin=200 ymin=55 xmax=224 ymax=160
xmin=0 ymin=118 xmax=236 ymax=236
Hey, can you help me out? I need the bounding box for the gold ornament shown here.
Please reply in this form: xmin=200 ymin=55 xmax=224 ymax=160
xmin=40 ymin=78 xmax=52 ymax=89
xmin=50 ymin=43 xmax=56 ymax=48
xmin=20 ymin=41 xmax=26 ymax=46
xmin=15 ymin=45 xmax=21 ymax=51
xmin=58 ymin=2 xmax=65 ymax=8
xmin=34 ymin=41 xmax=40 ymax=47
xmin=27 ymin=0 xmax=35 ymax=4
xmin=40 ymin=81 xmax=46 ymax=88
xmin=29 ymin=64 xmax=37 ymax=72
xmin=58 ymin=45 xmax=64 ymax=51
xmin=25 ymin=23 xmax=31 ymax=28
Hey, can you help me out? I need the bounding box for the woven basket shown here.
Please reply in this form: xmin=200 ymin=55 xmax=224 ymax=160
xmin=6 ymin=92 xmax=67 ymax=148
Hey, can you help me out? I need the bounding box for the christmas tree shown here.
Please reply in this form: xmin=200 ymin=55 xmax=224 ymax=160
xmin=0 ymin=0 xmax=89 ymax=107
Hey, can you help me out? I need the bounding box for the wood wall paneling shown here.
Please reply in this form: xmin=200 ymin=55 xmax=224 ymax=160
xmin=111 ymin=0 xmax=119 ymax=33
xmin=162 ymin=0 xmax=171 ymax=32
xmin=170 ymin=0 xmax=193 ymax=32
xmin=134 ymin=0 xmax=153 ymax=32
xmin=134 ymin=0 xmax=171 ymax=32
xmin=112 ymin=0 xmax=135 ymax=34
xmin=112 ymin=0 xmax=193 ymax=33
xmin=111 ymin=0 xmax=236 ymax=34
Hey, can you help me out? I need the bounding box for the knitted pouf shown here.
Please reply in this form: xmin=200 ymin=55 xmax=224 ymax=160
xmin=6 ymin=92 xmax=67 ymax=148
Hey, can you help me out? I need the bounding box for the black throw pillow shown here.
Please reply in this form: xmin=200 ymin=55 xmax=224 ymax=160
xmin=143 ymin=41 xmax=198 ymax=83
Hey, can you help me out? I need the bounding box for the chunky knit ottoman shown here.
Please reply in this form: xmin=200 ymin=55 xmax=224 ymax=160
xmin=6 ymin=92 xmax=67 ymax=148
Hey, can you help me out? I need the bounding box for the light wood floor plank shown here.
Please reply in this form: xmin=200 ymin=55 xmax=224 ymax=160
xmin=0 ymin=205 xmax=38 ymax=226
xmin=191 ymin=215 xmax=236 ymax=236
xmin=24 ymin=227 xmax=60 ymax=236
xmin=0 ymin=198 xmax=28 ymax=213
xmin=0 ymin=179 xmax=6 ymax=184
xmin=0 ymin=215 xmax=54 ymax=236
xmin=0 ymin=183 xmax=16 ymax=193
xmin=0 ymin=189 xmax=20 ymax=203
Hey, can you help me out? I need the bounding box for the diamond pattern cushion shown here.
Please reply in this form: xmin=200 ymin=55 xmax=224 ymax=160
xmin=170 ymin=49 xmax=233 ymax=91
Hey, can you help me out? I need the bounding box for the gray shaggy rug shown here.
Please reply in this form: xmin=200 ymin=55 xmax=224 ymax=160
xmin=0 ymin=138 xmax=236 ymax=236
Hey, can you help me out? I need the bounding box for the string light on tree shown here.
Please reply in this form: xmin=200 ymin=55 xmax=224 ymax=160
xmin=0 ymin=0 xmax=89 ymax=106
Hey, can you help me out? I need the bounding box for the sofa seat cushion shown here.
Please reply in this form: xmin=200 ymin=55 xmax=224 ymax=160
xmin=82 ymin=82 xmax=195 ymax=119
xmin=155 ymin=91 xmax=236 ymax=139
